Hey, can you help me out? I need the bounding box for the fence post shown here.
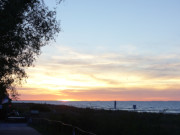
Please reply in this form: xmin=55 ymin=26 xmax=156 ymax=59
xmin=73 ymin=128 xmax=75 ymax=135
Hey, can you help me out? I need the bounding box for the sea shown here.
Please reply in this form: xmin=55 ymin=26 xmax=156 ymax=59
xmin=13 ymin=101 xmax=180 ymax=114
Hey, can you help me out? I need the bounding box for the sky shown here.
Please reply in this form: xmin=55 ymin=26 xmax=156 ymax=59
xmin=18 ymin=0 xmax=180 ymax=101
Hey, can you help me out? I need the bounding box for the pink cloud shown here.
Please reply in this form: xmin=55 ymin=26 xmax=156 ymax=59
xmin=18 ymin=87 xmax=180 ymax=101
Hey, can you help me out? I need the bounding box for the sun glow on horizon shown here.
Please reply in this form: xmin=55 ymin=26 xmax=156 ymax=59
xmin=58 ymin=99 xmax=78 ymax=102
xmin=18 ymin=48 xmax=180 ymax=101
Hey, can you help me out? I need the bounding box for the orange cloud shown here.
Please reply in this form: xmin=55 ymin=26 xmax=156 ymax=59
xmin=17 ymin=46 xmax=180 ymax=101
xmin=18 ymin=87 xmax=180 ymax=101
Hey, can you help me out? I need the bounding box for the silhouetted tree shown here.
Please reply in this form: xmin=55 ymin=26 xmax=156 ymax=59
xmin=0 ymin=0 xmax=61 ymax=100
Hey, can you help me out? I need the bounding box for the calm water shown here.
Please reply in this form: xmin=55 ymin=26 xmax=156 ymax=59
xmin=13 ymin=101 xmax=180 ymax=114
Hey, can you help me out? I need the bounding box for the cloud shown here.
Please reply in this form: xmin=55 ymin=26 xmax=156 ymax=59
xmin=19 ymin=94 xmax=61 ymax=101
xmin=18 ymin=86 xmax=180 ymax=101
xmin=18 ymin=45 xmax=180 ymax=101
xmin=89 ymin=75 xmax=120 ymax=85
xmin=28 ymin=46 xmax=180 ymax=84
xmin=57 ymin=88 xmax=180 ymax=101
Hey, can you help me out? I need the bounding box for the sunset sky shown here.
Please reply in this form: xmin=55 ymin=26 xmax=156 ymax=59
xmin=18 ymin=0 xmax=180 ymax=101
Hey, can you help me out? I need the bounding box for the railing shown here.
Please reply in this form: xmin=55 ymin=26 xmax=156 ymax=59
xmin=29 ymin=118 xmax=96 ymax=135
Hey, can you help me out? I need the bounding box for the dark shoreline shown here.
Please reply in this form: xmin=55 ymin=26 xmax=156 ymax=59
xmin=13 ymin=100 xmax=180 ymax=114
xmin=12 ymin=103 xmax=180 ymax=135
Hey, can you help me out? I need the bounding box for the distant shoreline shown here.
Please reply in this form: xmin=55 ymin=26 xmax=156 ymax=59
xmin=12 ymin=101 xmax=180 ymax=114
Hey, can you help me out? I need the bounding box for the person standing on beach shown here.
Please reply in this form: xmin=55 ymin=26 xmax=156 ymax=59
xmin=114 ymin=101 xmax=117 ymax=110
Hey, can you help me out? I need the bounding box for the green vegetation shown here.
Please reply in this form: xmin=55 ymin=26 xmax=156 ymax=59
xmin=13 ymin=103 xmax=180 ymax=135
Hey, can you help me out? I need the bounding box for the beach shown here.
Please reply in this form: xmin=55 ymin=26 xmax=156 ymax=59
xmin=11 ymin=103 xmax=180 ymax=135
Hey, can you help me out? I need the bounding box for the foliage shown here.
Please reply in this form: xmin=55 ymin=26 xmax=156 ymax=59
xmin=0 ymin=0 xmax=61 ymax=99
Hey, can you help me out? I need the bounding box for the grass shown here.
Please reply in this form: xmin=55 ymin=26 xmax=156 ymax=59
xmin=12 ymin=103 xmax=180 ymax=135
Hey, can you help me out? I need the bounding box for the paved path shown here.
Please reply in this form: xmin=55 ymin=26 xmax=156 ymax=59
xmin=0 ymin=122 xmax=41 ymax=135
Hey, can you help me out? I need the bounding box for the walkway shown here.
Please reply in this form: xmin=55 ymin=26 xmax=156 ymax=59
xmin=0 ymin=122 xmax=41 ymax=135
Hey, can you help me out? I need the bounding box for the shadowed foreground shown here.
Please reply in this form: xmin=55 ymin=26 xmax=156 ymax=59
xmin=0 ymin=122 xmax=41 ymax=135
xmin=12 ymin=103 xmax=180 ymax=135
